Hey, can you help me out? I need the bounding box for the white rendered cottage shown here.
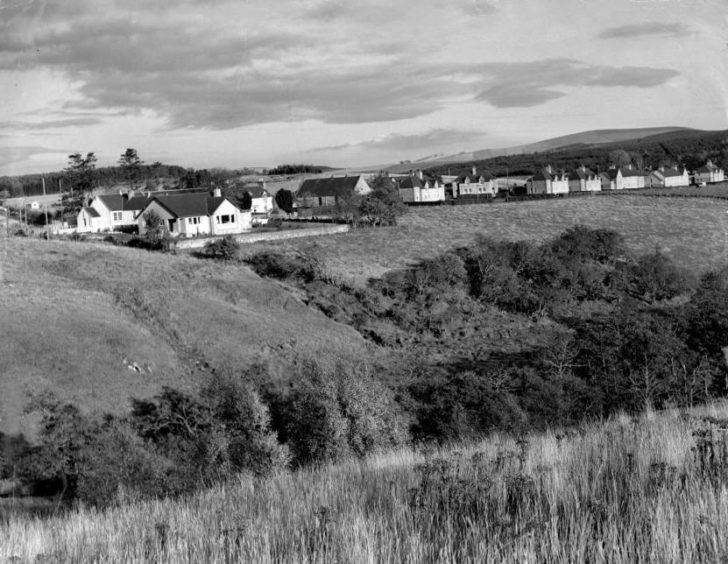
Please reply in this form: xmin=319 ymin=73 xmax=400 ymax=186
xmin=137 ymin=189 xmax=251 ymax=238
xmin=695 ymin=160 xmax=725 ymax=184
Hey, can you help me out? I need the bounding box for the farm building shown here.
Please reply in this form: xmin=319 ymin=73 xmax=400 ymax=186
xmin=398 ymin=171 xmax=446 ymax=203
xmin=695 ymin=160 xmax=725 ymax=184
xmin=660 ymin=166 xmax=690 ymax=188
xmin=455 ymin=167 xmax=495 ymax=197
xmin=568 ymin=166 xmax=601 ymax=192
xmin=527 ymin=166 xmax=569 ymax=195
xmin=137 ymin=189 xmax=251 ymax=238
xmin=296 ymin=176 xmax=371 ymax=208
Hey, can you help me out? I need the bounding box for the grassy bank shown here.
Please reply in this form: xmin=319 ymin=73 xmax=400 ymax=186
xmin=4 ymin=403 xmax=728 ymax=562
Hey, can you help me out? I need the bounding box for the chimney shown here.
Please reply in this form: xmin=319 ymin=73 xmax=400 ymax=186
xmin=471 ymin=165 xmax=477 ymax=177
xmin=417 ymin=169 xmax=424 ymax=180
xmin=212 ymin=187 xmax=222 ymax=198
xmin=546 ymin=164 xmax=553 ymax=174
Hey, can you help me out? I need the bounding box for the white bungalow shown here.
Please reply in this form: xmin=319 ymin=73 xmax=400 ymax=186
xmin=76 ymin=192 xmax=150 ymax=233
xmin=137 ymin=189 xmax=251 ymax=238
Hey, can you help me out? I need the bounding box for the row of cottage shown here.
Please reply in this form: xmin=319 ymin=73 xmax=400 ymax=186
xmin=77 ymin=160 xmax=726 ymax=236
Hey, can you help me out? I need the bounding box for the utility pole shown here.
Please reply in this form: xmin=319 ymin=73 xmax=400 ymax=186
xmin=42 ymin=176 xmax=49 ymax=230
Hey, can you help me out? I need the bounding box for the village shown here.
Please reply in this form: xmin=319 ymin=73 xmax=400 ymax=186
xmin=33 ymin=158 xmax=723 ymax=240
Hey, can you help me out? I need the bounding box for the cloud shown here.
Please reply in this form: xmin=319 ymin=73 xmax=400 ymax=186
xmin=0 ymin=2 xmax=681 ymax=130
xmin=0 ymin=117 xmax=101 ymax=130
xmin=474 ymin=59 xmax=679 ymax=108
xmin=0 ymin=146 xmax=69 ymax=169
xmin=308 ymin=128 xmax=487 ymax=153
xmin=598 ymin=22 xmax=690 ymax=39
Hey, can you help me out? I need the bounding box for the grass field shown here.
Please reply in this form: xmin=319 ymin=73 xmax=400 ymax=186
xmin=629 ymin=181 xmax=728 ymax=199
xmin=243 ymin=195 xmax=728 ymax=284
xmin=0 ymin=238 xmax=367 ymax=435
xmin=3 ymin=402 xmax=728 ymax=562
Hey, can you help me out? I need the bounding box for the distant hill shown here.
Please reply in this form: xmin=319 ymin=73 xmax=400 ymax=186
xmin=385 ymin=127 xmax=696 ymax=172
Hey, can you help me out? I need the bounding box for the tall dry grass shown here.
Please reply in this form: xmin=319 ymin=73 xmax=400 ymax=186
xmin=4 ymin=403 xmax=728 ymax=563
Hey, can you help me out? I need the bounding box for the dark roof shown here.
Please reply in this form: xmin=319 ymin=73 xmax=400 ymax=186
xmin=621 ymin=168 xmax=647 ymax=178
xmin=242 ymin=185 xmax=271 ymax=199
xmin=144 ymin=193 xmax=232 ymax=218
xmin=457 ymin=172 xmax=492 ymax=183
xmin=297 ymin=176 xmax=363 ymax=198
xmin=82 ymin=206 xmax=100 ymax=218
xmin=660 ymin=167 xmax=686 ymax=177
xmin=399 ymin=176 xmax=427 ymax=189
xmin=570 ymin=167 xmax=596 ymax=180
xmin=97 ymin=194 xmax=150 ymax=212
xmin=697 ymin=162 xmax=721 ymax=173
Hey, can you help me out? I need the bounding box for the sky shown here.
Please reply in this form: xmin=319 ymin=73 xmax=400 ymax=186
xmin=1 ymin=0 xmax=727 ymax=175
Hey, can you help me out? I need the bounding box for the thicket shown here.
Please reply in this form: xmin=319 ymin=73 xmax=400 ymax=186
xmin=243 ymin=226 xmax=727 ymax=443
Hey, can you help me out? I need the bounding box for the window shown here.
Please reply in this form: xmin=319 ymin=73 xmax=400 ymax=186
xmin=218 ymin=214 xmax=233 ymax=224
xmin=112 ymin=212 xmax=122 ymax=222
xmin=188 ymin=217 xmax=200 ymax=225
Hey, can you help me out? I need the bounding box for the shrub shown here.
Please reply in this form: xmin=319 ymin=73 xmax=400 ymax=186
xmin=245 ymin=250 xmax=322 ymax=282
xmin=203 ymin=235 xmax=241 ymax=261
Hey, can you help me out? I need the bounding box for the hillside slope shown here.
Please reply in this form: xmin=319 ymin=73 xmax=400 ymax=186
xmin=0 ymin=238 xmax=368 ymax=434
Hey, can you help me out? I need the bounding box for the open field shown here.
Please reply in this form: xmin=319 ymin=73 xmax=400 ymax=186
xmin=629 ymin=181 xmax=728 ymax=199
xmin=244 ymin=195 xmax=728 ymax=284
xmin=4 ymin=402 xmax=728 ymax=562
xmin=0 ymin=238 xmax=367 ymax=435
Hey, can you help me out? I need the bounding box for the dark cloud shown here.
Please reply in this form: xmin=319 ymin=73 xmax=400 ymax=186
xmin=474 ymin=59 xmax=679 ymax=108
xmin=598 ymin=22 xmax=690 ymax=39
xmin=0 ymin=117 xmax=101 ymax=130
xmin=309 ymin=128 xmax=488 ymax=153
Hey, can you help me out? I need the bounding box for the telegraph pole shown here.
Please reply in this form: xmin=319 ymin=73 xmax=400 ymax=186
xmin=42 ymin=176 xmax=49 ymax=230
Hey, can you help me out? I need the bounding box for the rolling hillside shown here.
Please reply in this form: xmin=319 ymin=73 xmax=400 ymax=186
xmin=385 ymin=126 xmax=696 ymax=172
xmin=0 ymin=238 xmax=368 ymax=435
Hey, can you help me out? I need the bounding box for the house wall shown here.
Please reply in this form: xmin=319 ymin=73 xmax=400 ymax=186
xmin=138 ymin=201 xmax=187 ymax=237
xmin=621 ymin=175 xmax=645 ymax=189
xmin=211 ymin=201 xmax=251 ymax=235
xmin=398 ymin=187 xmax=417 ymax=203
xmin=354 ymin=178 xmax=371 ymax=195
xmin=551 ymin=178 xmax=569 ymax=194
xmin=458 ymin=180 xmax=494 ymax=196
xmin=251 ymin=196 xmax=274 ymax=214
xmin=77 ymin=209 xmax=105 ymax=233
xmin=419 ymin=186 xmax=446 ymax=202
xmin=696 ymin=169 xmax=725 ymax=183
xmin=528 ymin=179 xmax=550 ymax=194
xmin=664 ymin=172 xmax=689 ymax=187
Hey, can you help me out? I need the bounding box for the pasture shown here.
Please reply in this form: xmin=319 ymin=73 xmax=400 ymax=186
xmin=244 ymin=195 xmax=728 ymax=284
xmin=3 ymin=402 xmax=728 ymax=563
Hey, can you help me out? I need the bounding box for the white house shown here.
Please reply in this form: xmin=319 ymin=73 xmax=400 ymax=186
xmin=241 ymin=182 xmax=275 ymax=214
xmin=695 ymin=160 xmax=725 ymax=184
xmin=659 ymin=166 xmax=690 ymax=188
xmin=568 ymin=165 xmax=601 ymax=192
xmin=527 ymin=166 xmax=569 ymax=195
xmin=602 ymin=167 xmax=646 ymax=190
xmin=76 ymin=192 xmax=150 ymax=233
xmin=456 ymin=167 xmax=495 ymax=197
xmin=398 ymin=171 xmax=446 ymax=203
xmin=137 ymin=189 xmax=251 ymax=238
xmin=297 ymin=175 xmax=371 ymax=208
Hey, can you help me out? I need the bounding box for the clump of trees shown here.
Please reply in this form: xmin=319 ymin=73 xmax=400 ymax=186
xmin=267 ymin=164 xmax=328 ymax=175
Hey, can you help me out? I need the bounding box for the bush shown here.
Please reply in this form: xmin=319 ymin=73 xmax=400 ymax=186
xmin=203 ymin=235 xmax=241 ymax=261
xmin=245 ymin=250 xmax=323 ymax=282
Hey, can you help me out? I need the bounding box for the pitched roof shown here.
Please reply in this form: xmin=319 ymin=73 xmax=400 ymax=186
xmin=82 ymin=206 xmax=100 ymax=218
xmin=621 ymin=168 xmax=646 ymax=178
xmin=144 ymin=193 xmax=232 ymax=218
xmin=696 ymin=162 xmax=721 ymax=173
xmin=241 ymin=184 xmax=271 ymax=198
xmin=570 ymin=167 xmax=597 ymax=180
xmin=399 ymin=176 xmax=435 ymax=189
xmin=457 ymin=172 xmax=492 ymax=183
xmin=660 ymin=167 xmax=686 ymax=177
xmin=97 ymin=194 xmax=150 ymax=212
xmin=297 ymin=176 xmax=363 ymax=197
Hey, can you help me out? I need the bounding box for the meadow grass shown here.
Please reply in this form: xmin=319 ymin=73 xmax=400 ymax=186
xmin=242 ymin=195 xmax=728 ymax=285
xmin=4 ymin=403 xmax=728 ymax=562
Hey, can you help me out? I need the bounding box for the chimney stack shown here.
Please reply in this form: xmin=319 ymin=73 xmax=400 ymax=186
xmin=471 ymin=165 xmax=477 ymax=177
xmin=212 ymin=187 xmax=222 ymax=198
xmin=417 ymin=169 xmax=424 ymax=180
